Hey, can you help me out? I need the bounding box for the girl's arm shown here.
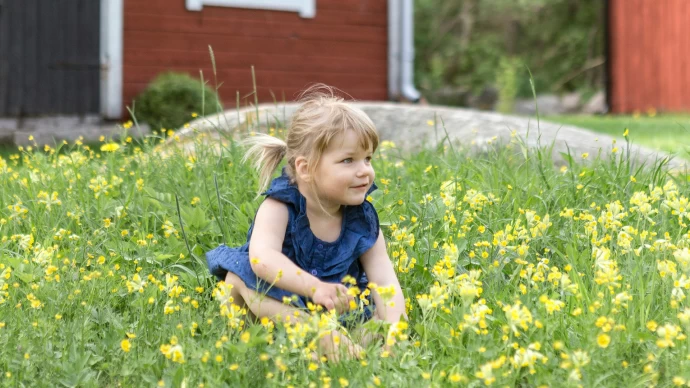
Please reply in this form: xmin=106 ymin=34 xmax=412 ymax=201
xmin=360 ymin=229 xmax=407 ymax=323
xmin=249 ymin=198 xmax=351 ymax=312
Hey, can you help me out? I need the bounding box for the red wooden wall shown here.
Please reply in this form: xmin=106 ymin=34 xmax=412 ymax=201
xmin=123 ymin=0 xmax=388 ymax=117
xmin=608 ymin=0 xmax=690 ymax=113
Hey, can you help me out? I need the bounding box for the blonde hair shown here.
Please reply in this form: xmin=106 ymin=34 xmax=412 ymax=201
xmin=242 ymin=84 xmax=379 ymax=197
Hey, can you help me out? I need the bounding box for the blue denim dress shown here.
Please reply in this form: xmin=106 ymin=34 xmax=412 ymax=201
xmin=206 ymin=168 xmax=379 ymax=327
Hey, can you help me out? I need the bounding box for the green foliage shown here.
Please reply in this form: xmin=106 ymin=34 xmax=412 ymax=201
xmin=495 ymin=57 xmax=521 ymax=113
xmin=134 ymin=72 xmax=221 ymax=131
xmin=415 ymin=0 xmax=605 ymax=99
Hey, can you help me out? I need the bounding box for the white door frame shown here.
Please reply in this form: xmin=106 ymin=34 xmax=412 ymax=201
xmin=100 ymin=0 xmax=123 ymax=119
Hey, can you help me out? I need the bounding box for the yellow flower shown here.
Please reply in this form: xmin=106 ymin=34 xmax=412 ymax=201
xmin=121 ymin=339 xmax=132 ymax=352
xmin=596 ymin=334 xmax=610 ymax=348
xmin=100 ymin=143 xmax=120 ymax=152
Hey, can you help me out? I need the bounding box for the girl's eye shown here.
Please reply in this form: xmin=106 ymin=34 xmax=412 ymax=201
xmin=365 ymin=156 xmax=372 ymax=163
xmin=342 ymin=158 xmax=353 ymax=164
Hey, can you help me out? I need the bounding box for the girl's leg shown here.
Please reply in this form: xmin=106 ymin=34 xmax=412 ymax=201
xmin=224 ymin=271 xmax=361 ymax=361
xmin=224 ymin=271 xmax=301 ymax=324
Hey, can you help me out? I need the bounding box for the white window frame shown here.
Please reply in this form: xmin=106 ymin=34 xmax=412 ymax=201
xmin=186 ymin=0 xmax=315 ymax=18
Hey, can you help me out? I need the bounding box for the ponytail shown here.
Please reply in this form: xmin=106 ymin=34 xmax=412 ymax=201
xmin=241 ymin=134 xmax=288 ymax=195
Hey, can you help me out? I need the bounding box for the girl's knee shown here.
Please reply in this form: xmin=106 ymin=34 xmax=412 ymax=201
xmin=224 ymin=271 xmax=246 ymax=291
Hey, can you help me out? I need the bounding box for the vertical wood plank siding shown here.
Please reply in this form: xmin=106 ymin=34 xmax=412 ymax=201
xmin=122 ymin=0 xmax=389 ymax=117
xmin=0 ymin=0 xmax=100 ymax=116
xmin=609 ymin=0 xmax=690 ymax=113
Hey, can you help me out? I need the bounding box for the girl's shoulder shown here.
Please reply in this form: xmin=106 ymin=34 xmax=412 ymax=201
xmin=261 ymin=168 xmax=301 ymax=207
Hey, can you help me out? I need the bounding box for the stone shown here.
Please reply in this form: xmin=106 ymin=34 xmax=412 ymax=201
xmin=468 ymin=86 xmax=498 ymax=111
xmin=561 ymin=92 xmax=582 ymax=113
xmin=167 ymin=102 xmax=688 ymax=173
xmin=514 ymin=94 xmax=564 ymax=116
xmin=426 ymin=86 xmax=472 ymax=107
xmin=0 ymin=118 xmax=18 ymax=145
xmin=11 ymin=115 xmax=150 ymax=146
xmin=582 ymin=90 xmax=607 ymax=114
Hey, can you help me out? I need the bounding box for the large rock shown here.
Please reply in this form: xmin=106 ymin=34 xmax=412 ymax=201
xmin=168 ymin=102 xmax=688 ymax=173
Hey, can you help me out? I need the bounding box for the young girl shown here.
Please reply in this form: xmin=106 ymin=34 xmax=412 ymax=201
xmin=206 ymin=85 xmax=406 ymax=359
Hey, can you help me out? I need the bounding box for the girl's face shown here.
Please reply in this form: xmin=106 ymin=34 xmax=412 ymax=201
xmin=313 ymin=130 xmax=375 ymax=208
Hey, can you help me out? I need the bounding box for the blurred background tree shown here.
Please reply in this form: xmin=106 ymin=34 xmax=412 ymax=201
xmin=415 ymin=0 xmax=605 ymax=108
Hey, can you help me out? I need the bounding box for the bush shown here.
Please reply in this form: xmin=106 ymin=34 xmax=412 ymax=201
xmin=134 ymin=72 xmax=220 ymax=131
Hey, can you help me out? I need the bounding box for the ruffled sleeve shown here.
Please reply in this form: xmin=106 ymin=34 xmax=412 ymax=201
xmin=261 ymin=168 xmax=301 ymax=207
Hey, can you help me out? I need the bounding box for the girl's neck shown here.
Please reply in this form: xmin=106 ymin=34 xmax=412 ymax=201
xmin=297 ymin=182 xmax=342 ymax=218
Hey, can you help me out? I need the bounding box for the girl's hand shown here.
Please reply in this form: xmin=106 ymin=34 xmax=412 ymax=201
xmin=318 ymin=331 xmax=364 ymax=363
xmin=312 ymin=281 xmax=354 ymax=314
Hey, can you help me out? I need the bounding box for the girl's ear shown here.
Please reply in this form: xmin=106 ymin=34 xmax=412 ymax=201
xmin=294 ymin=156 xmax=311 ymax=182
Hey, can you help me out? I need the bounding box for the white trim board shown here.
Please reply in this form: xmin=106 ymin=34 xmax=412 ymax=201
xmin=100 ymin=0 xmax=123 ymax=119
xmin=186 ymin=0 xmax=315 ymax=18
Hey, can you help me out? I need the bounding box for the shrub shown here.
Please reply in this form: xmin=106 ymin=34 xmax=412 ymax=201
xmin=134 ymin=72 xmax=220 ymax=131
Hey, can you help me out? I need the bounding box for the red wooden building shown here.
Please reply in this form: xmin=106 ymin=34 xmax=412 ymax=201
xmin=0 ymin=0 xmax=419 ymax=120
xmin=608 ymin=0 xmax=690 ymax=113
xmin=123 ymin=0 xmax=393 ymax=117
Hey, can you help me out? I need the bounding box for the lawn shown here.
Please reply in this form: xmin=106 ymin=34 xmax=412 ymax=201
xmin=1 ymin=128 xmax=690 ymax=386
xmin=546 ymin=114 xmax=690 ymax=160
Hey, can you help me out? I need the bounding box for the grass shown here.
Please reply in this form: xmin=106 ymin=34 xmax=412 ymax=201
xmin=0 ymin=124 xmax=690 ymax=386
xmin=545 ymin=114 xmax=690 ymax=159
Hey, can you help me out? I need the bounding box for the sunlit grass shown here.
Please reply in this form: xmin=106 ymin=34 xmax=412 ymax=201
xmin=0 ymin=123 xmax=689 ymax=386
xmin=546 ymin=114 xmax=690 ymax=160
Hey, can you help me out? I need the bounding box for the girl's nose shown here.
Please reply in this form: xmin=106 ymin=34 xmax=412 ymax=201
xmin=356 ymin=162 xmax=373 ymax=177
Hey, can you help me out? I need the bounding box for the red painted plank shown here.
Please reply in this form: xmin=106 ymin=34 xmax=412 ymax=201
xmin=124 ymin=5 xmax=386 ymax=27
xmin=123 ymin=49 xmax=386 ymax=73
xmin=677 ymin=1 xmax=690 ymax=111
xmin=124 ymin=30 xmax=386 ymax=57
xmin=124 ymin=13 xmax=387 ymax=43
xmin=124 ymin=67 xmax=386 ymax=87
xmin=635 ymin=0 xmax=646 ymax=112
xmin=125 ymin=0 xmax=387 ymax=13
